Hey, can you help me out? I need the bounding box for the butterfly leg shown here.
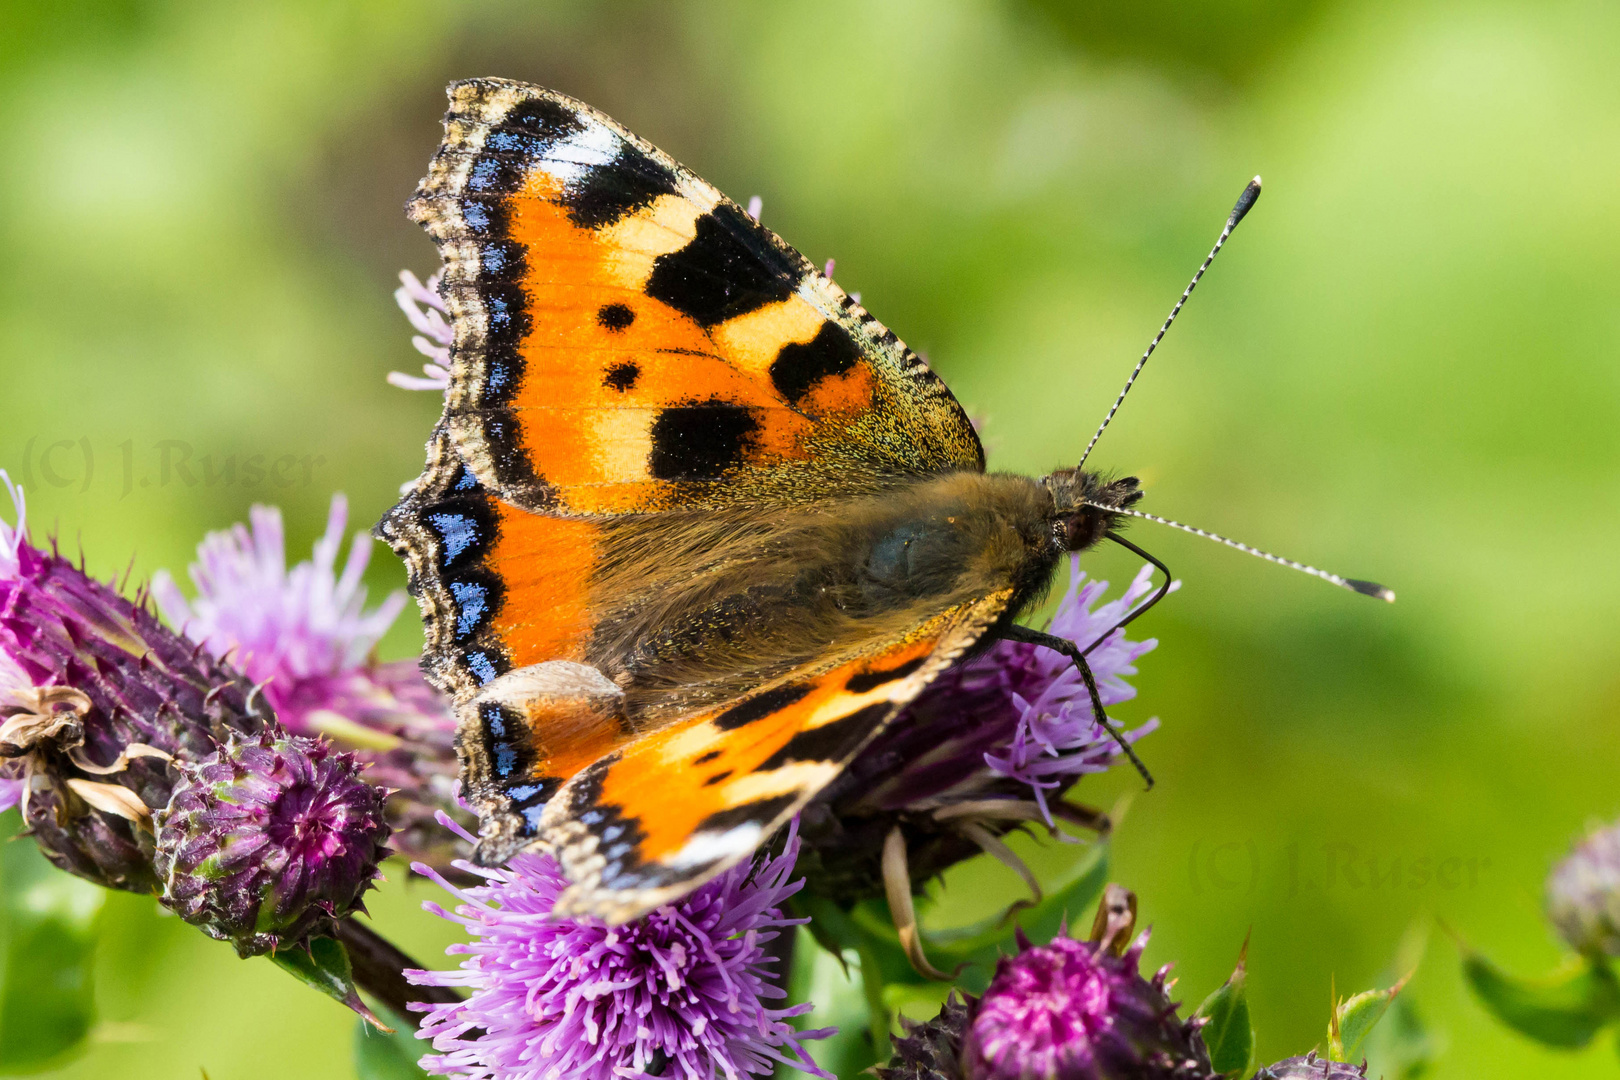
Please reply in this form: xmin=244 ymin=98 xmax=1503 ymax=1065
xmin=992 ymin=623 xmax=1155 ymax=790
xmin=1094 ymin=531 xmax=1173 ymax=644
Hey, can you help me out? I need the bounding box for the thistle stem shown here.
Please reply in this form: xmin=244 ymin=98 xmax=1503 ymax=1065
xmin=335 ymin=918 xmax=461 ymax=1025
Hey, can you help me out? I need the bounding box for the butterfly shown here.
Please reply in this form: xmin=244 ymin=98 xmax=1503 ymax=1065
xmin=379 ymin=77 xmax=1390 ymax=923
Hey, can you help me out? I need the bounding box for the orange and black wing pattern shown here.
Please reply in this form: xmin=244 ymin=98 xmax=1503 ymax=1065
xmin=380 ymin=79 xmax=1003 ymax=921
xmin=540 ymin=591 xmax=1012 ymax=922
xmin=407 ymin=78 xmax=983 ymax=516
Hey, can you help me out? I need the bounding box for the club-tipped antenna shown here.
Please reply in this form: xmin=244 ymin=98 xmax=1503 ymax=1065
xmin=1076 ymin=176 xmax=1263 ymax=471
xmin=1086 ymin=502 xmax=1395 ymax=602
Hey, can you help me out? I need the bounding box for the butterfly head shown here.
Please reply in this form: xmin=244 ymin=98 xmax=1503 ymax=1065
xmin=1043 ymin=469 xmax=1144 ymax=553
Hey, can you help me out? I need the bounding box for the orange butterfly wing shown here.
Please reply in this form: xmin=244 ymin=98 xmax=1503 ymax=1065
xmin=381 ymin=79 xmax=1006 ymax=920
xmin=408 ymin=78 xmax=982 ymax=517
xmin=541 ymin=591 xmax=1013 ymax=922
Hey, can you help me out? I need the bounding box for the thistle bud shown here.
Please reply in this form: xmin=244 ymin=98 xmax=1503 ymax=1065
xmin=1253 ymin=1054 xmax=1368 ymax=1079
xmin=152 ymin=494 xmax=464 ymax=869
xmin=1546 ymin=820 xmax=1620 ymax=957
xmin=964 ymin=936 xmax=1215 ymax=1080
xmin=154 ymin=729 xmax=390 ymax=957
xmin=0 ymin=473 xmax=267 ymax=891
xmin=875 ymin=996 xmax=972 ymax=1080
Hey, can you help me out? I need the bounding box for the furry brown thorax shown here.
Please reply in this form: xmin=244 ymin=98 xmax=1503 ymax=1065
xmin=583 ymin=468 xmax=1138 ymax=725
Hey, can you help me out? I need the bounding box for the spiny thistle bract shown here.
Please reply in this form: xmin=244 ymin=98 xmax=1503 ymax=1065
xmin=154 ymin=729 xmax=391 ymax=957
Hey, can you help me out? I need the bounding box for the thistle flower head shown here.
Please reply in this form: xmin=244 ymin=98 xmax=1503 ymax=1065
xmin=964 ymin=933 xmax=1213 ymax=1080
xmin=800 ymin=559 xmax=1163 ymax=904
xmin=879 ymin=887 xmax=1214 ymax=1080
xmin=151 ymin=495 xmax=405 ymax=710
xmin=152 ymin=495 xmax=462 ymax=866
xmin=154 ymin=729 xmax=391 ymax=957
xmin=0 ymin=471 xmax=268 ymax=892
xmin=408 ymin=816 xmax=831 ymax=1080
xmin=1546 ymin=819 xmax=1620 ymax=957
xmin=1252 ymin=1054 xmax=1369 ymax=1080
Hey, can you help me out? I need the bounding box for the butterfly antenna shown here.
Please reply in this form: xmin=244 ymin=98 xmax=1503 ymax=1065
xmin=1087 ymin=502 xmax=1395 ymax=602
xmin=1076 ymin=177 xmax=1263 ymax=470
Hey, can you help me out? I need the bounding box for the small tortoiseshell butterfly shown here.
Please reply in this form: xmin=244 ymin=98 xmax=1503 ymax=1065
xmin=379 ymin=78 xmax=1391 ymax=923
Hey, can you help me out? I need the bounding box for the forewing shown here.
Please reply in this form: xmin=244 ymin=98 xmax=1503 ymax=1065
xmin=406 ymin=77 xmax=984 ymax=516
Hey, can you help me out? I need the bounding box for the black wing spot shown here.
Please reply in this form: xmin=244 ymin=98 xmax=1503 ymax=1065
xmin=644 ymin=204 xmax=795 ymax=327
xmin=714 ymin=684 xmax=812 ymax=731
xmin=497 ymin=97 xmax=586 ymax=143
xmin=564 ymin=145 xmax=679 ymax=230
xmin=647 ymin=399 xmax=759 ymax=481
xmin=770 ymin=321 xmax=861 ymax=403
xmin=603 ymin=362 xmax=640 ymax=392
xmin=702 ymin=770 xmax=733 ymax=787
xmin=693 ymin=750 xmax=722 ymax=765
xmin=597 ymin=303 xmax=636 ymax=331
xmin=697 ymin=795 xmax=799 ymax=836
xmin=845 ymin=655 xmax=928 ymax=694
xmin=758 ymin=702 xmax=889 ymax=771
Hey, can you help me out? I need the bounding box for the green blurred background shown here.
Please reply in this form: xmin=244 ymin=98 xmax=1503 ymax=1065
xmin=3 ymin=0 xmax=1618 ymax=1075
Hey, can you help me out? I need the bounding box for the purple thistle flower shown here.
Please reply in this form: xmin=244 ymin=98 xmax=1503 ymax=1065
xmin=799 ymin=558 xmax=1164 ymax=906
xmin=155 ymin=728 xmax=391 ymax=957
xmin=879 ymin=886 xmax=1216 ymax=1080
xmin=920 ymin=557 xmax=1164 ymax=820
xmin=390 ymin=269 xmax=453 ymax=392
xmin=151 ymin=494 xmax=406 ymax=717
xmin=0 ymin=473 xmax=431 ymax=1019
xmin=408 ymin=815 xmax=832 ymax=1080
xmin=152 ymin=495 xmax=464 ymax=867
xmin=965 ymin=931 xmax=1212 ymax=1080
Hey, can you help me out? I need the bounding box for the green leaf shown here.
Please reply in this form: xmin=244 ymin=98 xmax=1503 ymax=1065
xmin=269 ymin=934 xmax=388 ymax=1031
xmin=0 ymin=834 xmax=105 ymax=1074
xmin=1461 ymin=951 xmax=1620 ymax=1049
xmin=1329 ymin=977 xmax=1405 ymax=1064
xmin=1194 ymin=940 xmax=1254 ymax=1078
xmin=354 ymin=1010 xmax=429 ymax=1079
